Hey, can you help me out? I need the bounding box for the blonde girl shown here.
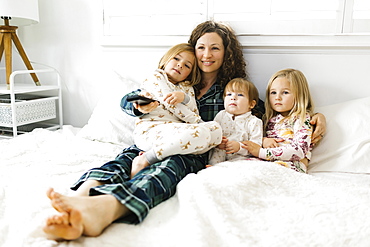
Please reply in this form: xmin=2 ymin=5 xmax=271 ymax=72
xmin=132 ymin=43 xmax=222 ymax=175
xmin=242 ymin=68 xmax=314 ymax=173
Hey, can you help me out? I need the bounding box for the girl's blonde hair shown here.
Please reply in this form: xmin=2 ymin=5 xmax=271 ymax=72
xmin=224 ymin=78 xmax=259 ymax=107
xmin=158 ymin=43 xmax=201 ymax=87
xmin=264 ymin=69 xmax=314 ymax=127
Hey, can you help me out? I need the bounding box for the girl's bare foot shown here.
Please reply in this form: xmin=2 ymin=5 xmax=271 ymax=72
xmin=43 ymin=188 xmax=128 ymax=240
xmin=131 ymin=152 xmax=150 ymax=178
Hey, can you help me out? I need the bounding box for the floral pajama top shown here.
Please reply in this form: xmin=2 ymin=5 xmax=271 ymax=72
xmin=258 ymin=113 xmax=313 ymax=173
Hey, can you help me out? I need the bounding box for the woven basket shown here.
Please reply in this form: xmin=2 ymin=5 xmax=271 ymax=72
xmin=0 ymin=95 xmax=57 ymax=127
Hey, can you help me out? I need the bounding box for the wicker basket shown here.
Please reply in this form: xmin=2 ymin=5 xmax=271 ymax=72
xmin=0 ymin=95 xmax=57 ymax=127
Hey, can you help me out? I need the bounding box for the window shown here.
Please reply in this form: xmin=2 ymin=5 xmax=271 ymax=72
xmin=102 ymin=0 xmax=370 ymax=46
xmin=211 ymin=0 xmax=342 ymax=34
xmin=348 ymin=0 xmax=370 ymax=32
xmin=102 ymin=0 xmax=207 ymax=46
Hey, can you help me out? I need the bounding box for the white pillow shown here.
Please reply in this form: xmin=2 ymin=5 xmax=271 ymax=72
xmin=309 ymin=96 xmax=370 ymax=173
xmin=77 ymin=77 xmax=139 ymax=147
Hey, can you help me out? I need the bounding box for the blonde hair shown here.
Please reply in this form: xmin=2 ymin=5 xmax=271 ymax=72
xmin=224 ymin=78 xmax=259 ymax=107
xmin=264 ymin=69 xmax=314 ymax=127
xmin=158 ymin=43 xmax=201 ymax=87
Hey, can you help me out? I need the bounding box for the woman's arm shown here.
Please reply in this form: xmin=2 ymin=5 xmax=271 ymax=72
xmin=310 ymin=113 xmax=326 ymax=145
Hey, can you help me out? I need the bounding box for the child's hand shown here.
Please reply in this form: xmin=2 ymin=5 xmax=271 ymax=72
xmin=164 ymin=91 xmax=185 ymax=105
xmin=225 ymin=140 xmax=240 ymax=154
xmin=241 ymin=141 xmax=261 ymax=157
xmin=263 ymin=137 xmax=282 ymax=148
xmin=134 ymin=101 xmax=159 ymax=113
xmin=133 ymin=91 xmax=159 ymax=113
xmin=216 ymin=136 xmax=228 ymax=150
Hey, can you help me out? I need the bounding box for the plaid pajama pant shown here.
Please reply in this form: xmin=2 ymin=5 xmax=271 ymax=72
xmin=71 ymin=145 xmax=207 ymax=224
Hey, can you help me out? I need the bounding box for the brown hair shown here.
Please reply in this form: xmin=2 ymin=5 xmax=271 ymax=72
xmin=188 ymin=21 xmax=247 ymax=91
xmin=224 ymin=78 xmax=259 ymax=108
xmin=158 ymin=43 xmax=201 ymax=86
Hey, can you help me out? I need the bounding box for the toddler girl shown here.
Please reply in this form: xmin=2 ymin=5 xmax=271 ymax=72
xmin=209 ymin=78 xmax=263 ymax=165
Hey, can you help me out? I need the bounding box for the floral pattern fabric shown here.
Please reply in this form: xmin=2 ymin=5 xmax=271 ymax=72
xmin=258 ymin=113 xmax=312 ymax=173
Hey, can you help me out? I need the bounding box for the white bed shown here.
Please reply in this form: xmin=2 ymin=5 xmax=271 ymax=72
xmin=1 ymin=78 xmax=370 ymax=247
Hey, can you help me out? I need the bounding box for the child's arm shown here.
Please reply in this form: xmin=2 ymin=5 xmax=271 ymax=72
xmin=240 ymin=141 xmax=261 ymax=157
xmin=234 ymin=117 xmax=263 ymax=157
xmin=216 ymin=136 xmax=228 ymax=150
xmin=132 ymin=91 xmax=160 ymax=113
xmin=145 ymin=70 xmax=202 ymax=124
xmin=165 ymin=89 xmax=202 ymax=124
xmin=213 ymin=112 xmax=228 ymax=150
xmin=225 ymin=141 xmax=241 ymax=154
xmin=263 ymin=137 xmax=281 ymax=148
xmin=258 ymin=115 xmax=312 ymax=161
xmin=163 ymin=91 xmax=185 ymax=105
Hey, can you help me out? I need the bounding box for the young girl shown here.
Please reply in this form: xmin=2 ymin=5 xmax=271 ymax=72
xmin=242 ymin=68 xmax=314 ymax=173
xmin=132 ymin=43 xmax=222 ymax=176
xmin=209 ymin=78 xmax=263 ymax=165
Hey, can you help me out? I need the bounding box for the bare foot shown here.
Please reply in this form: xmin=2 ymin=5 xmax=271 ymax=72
xmin=43 ymin=188 xmax=128 ymax=240
xmin=131 ymin=152 xmax=150 ymax=178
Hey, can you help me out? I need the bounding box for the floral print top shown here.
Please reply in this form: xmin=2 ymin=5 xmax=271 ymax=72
xmin=259 ymin=113 xmax=312 ymax=162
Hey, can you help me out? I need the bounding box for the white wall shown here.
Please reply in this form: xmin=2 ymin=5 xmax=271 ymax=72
xmin=246 ymin=49 xmax=370 ymax=107
xmin=8 ymin=0 xmax=370 ymax=127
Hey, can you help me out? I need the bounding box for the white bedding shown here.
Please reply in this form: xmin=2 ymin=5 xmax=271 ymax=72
xmin=1 ymin=86 xmax=370 ymax=246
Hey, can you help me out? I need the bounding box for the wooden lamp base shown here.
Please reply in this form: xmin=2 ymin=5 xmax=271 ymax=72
xmin=0 ymin=18 xmax=40 ymax=87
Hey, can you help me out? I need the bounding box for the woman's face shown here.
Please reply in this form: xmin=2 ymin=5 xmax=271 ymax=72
xmin=194 ymin=32 xmax=225 ymax=74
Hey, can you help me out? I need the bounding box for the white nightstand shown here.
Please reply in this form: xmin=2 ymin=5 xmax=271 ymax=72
xmin=0 ymin=66 xmax=63 ymax=138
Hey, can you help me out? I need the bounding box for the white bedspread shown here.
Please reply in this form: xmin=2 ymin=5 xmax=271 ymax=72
xmin=1 ymin=127 xmax=370 ymax=247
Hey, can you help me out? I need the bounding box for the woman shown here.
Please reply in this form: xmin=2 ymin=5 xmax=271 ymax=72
xmin=43 ymin=21 xmax=326 ymax=240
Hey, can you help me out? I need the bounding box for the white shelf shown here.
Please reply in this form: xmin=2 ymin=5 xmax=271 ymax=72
xmin=0 ymin=84 xmax=59 ymax=94
xmin=0 ymin=67 xmax=63 ymax=138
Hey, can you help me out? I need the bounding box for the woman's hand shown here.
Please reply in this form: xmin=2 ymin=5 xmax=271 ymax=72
xmin=310 ymin=113 xmax=326 ymax=145
xmin=241 ymin=141 xmax=261 ymax=157
xmin=164 ymin=91 xmax=185 ymax=105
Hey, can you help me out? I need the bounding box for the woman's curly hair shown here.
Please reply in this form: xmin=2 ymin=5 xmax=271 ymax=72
xmin=188 ymin=20 xmax=248 ymax=91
